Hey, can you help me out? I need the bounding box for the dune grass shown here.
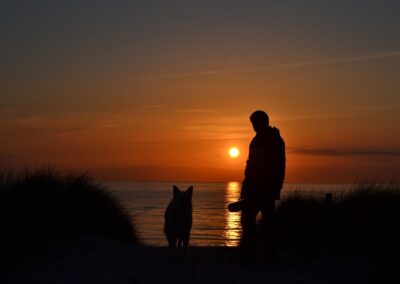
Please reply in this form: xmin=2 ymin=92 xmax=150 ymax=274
xmin=276 ymin=183 xmax=400 ymax=256
xmin=0 ymin=167 xmax=138 ymax=255
xmin=2 ymin=167 xmax=398 ymax=261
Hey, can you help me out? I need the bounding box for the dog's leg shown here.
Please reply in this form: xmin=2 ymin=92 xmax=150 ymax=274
xmin=182 ymin=235 xmax=190 ymax=258
xmin=167 ymin=236 xmax=177 ymax=257
xmin=177 ymin=238 xmax=183 ymax=256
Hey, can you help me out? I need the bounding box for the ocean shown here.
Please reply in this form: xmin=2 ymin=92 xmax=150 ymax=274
xmin=105 ymin=181 xmax=351 ymax=247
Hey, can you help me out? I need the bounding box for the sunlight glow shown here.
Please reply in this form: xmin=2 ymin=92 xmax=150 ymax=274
xmin=228 ymin=147 xmax=240 ymax=158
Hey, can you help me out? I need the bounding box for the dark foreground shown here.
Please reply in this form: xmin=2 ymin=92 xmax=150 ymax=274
xmin=1 ymin=237 xmax=399 ymax=284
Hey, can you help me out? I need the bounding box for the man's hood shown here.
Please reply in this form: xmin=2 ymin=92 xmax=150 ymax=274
xmin=269 ymin=126 xmax=281 ymax=137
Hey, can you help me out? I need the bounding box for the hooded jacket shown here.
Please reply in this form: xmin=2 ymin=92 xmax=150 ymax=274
xmin=242 ymin=126 xmax=286 ymax=200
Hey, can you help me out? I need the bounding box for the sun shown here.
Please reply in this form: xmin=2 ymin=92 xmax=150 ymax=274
xmin=228 ymin=147 xmax=240 ymax=158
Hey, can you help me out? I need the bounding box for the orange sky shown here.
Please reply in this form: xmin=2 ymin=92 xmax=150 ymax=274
xmin=1 ymin=2 xmax=400 ymax=182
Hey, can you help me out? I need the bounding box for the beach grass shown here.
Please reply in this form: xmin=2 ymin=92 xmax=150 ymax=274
xmin=276 ymin=182 xmax=400 ymax=256
xmin=0 ymin=167 xmax=138 ymax=256
xmin=2 ymin=165 xmax=399 ymax=262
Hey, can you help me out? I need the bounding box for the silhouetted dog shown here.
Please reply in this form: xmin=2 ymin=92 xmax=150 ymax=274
xmin=164 ymin=185 xmax=193 ymax=257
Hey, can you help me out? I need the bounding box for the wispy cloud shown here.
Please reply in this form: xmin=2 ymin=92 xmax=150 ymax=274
xmin=290 ymin=148 xmax=400 ymax=157
xmin=0 ymin=107 xmax=21 ymax=114
xmin=0 ymin=116 xmax=93 ymax=137
xmin=274 ymin=104 xmax=400 ymax=122
xmin=139 ymin=104 xmax=170 ymax=110
xmin=139 ymin=105 xmax=217 ymax=114
xmin=173 ymin=108 xmax=216 ymax=113
xmin=275 ymin=113 xmax=353 ymax=122
xmin=0 ymin=114 xmax=128 ymax=136
xmin=349 ymin=105 xmax=400 ymax=112
xmin=138 ymin=50 xmax=400 ymax=79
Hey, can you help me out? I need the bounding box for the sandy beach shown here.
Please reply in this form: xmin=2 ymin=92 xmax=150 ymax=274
xmin=1 ymin=237 xmax=398 ymax=284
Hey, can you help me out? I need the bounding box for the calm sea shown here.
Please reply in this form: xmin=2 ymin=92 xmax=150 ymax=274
xmin=105 ymin=181 xmax=351 ymax=247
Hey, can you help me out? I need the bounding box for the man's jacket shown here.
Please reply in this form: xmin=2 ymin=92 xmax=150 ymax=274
xmin=242 ymin=126 xmax=286 ymax=200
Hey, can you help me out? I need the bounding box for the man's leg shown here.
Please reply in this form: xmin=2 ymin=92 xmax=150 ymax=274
xmin=240 ymin=201 xmax=258 ymax=260
xmin=261 ymin=198 xmax=278 ymax=260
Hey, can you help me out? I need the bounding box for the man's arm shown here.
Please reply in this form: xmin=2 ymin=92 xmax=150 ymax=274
xmin=274 ymin=136 xmax=286 ymax=199
xmin=240 ymin=178 xmax=250 ymax=200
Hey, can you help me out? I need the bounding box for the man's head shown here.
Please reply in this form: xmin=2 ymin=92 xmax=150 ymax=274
xmin=250 ymin=110 xmax=269 ymax=133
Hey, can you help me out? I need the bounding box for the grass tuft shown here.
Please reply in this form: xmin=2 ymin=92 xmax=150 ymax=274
xmin=276 ymin=183 xmax=400 ymax=257
xmin=0 ymin=167 xmax=138 ymax=256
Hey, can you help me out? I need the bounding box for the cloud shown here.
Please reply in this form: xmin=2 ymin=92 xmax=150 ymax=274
xmin=139 ymin=105 xmax=217 ymax=114
xmin=0 ymin=116 xmax=88 ymax=131
xmin=0 ymin=114 xmax=126 ymax=137
xmin=173 ymin=108 xmax=216 ymax=113
xmin=275 ymin=113 xmax=353 ymax=122
xmin=290 ymin=148 xmax=400 ymax=157
xmin=138 ymin=50 xmax=400 ymax=79
xmin=272 ymin=50 xmax=400 ymax=69
xmin=274 ymin=105 xmax=400 ymax=122
xmin=350 ymin=105 xmax=400 ymax=112
xmin=139 ymin=104 xmax=169 ymax=110
xmin=0 ymin=107 xmax=21 ymax=114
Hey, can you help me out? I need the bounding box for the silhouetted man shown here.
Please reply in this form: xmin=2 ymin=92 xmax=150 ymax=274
xmin=240 ymin=110 xmax=285 ymax=261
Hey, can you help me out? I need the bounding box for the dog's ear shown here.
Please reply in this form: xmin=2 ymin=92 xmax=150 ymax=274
xmin=173 ymin=185 xmax=180 ymax=198
xmin=186 ymin=186 xmax=193 ymax=199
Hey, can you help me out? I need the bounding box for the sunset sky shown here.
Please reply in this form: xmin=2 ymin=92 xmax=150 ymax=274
xmin=1 ymin=1 xmax=400 ymax=182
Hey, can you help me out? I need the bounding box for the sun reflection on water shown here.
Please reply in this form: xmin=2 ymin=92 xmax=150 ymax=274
xmin=224 ymin=181 xmax=242 ymax=247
